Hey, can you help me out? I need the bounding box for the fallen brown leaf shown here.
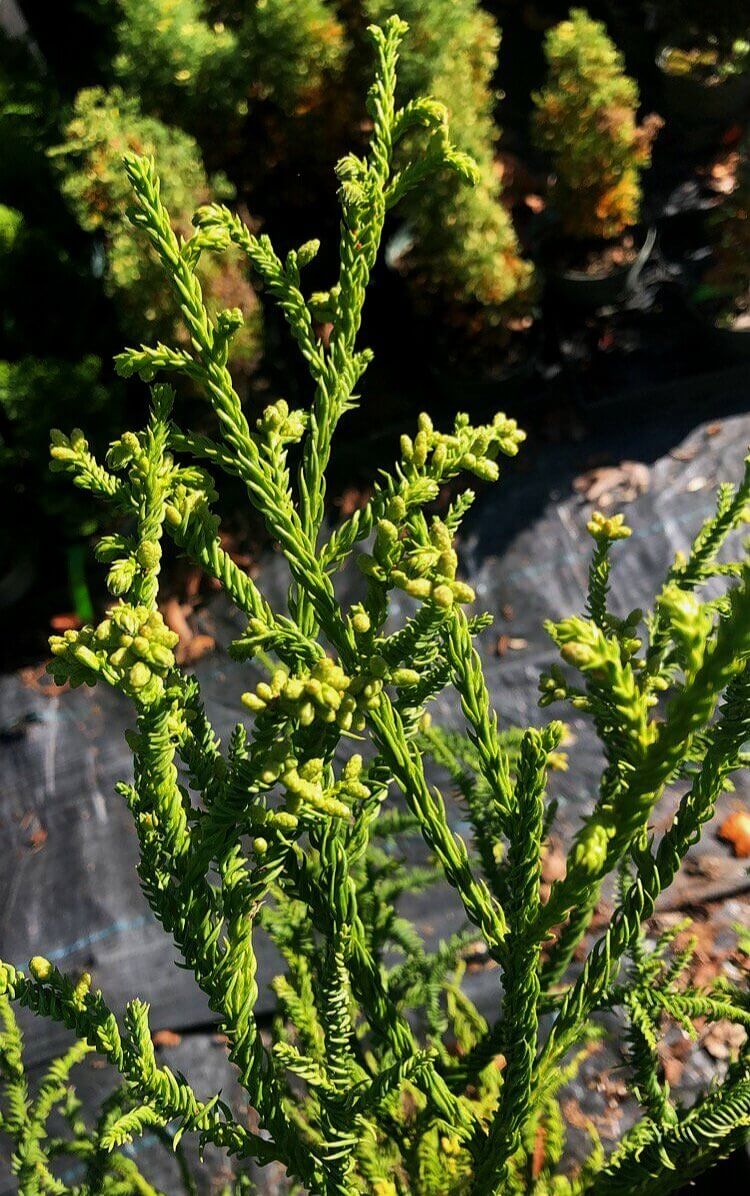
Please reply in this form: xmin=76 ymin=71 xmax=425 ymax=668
xmin=590 ymin=1070 xmax=628 ymax=1103
xmin=161 ymin=598 xmax=215 ymax=665
xmin=162 ymin=597 xmax=192 ymax=643
xmin=495 ymin=634 xmax=511 ymax=657
xmin=718 ymin=809 xmax=750 ymax=858
xmin=702 ymin=1020 xmax=746 ymax=1060
xmin=541 ymin=841 xmax=567 ymax=885
xmin=28 ymin=828 xmax=47 ymax=852
xmin=50 ymin=612 xmax=82 ymax=632
xmin=573 ymin=460 xmax=649 ymax=508
xmin=335 ymin=486 xmax=371 ymax=518
xmin=494 ymin=634 xmax=529 ymax=657
xmin=152 ymin=1029 xmax=182 ymax=1048
xmin=20 ymin=665 xmax=66 ymax=696
xmin=180 ymin=633 xmax=216 ymax=665
xmin=661 ymin=1055 xmax=684 ymax=1087
xmin=670 ymin=445 xmax=698 ymax=462
xmin=531 ymin=1122 xmax=546 ymax=1179
xmin=562 ymin=1097 xmax=592 ymax=1132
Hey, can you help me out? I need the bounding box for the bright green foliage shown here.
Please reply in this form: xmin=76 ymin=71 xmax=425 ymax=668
xmin=367 ymin=0 xmax=534 ymax=310
xmin=52 ymin=86 xmax=260 ymax=369
xmin=533 ymin=9 xmax=661 ymax=240
xmin=114 ymin=0 xmax=345 ymax=128
xmin=0 ymin=993 xmax=207 ymax=1195
xmin=2 ymin=17 xmax=749 ymax=1196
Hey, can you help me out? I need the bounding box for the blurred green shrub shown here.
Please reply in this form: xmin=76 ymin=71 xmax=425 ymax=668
xmin=52 ymin=86 xmax=261 ymax=369
xmin=98 ymin=0 xmax=531 ymax=312
xmin=532 ymin=7 xmax=660 ymax=241
xmin=114 ymin=0 xmax=346 ymax=128
xmin=368 ymin=0 xmax=534 ymax=311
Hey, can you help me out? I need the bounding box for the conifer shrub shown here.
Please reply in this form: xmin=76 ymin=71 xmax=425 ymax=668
xmin=85 ymin=0 xmax=531 ymax=316
xmin=53 ymin=86 xmax=261 ymax=371
xmin=1 ymin=18 xmax=750 ymax=1196
xmin=532 ymin=8 xmax=660 ymax=241
xmin=113 ymin=0 xmax=346 ymax=133
xmin=367 ymin=0 xmax=534 ymax=312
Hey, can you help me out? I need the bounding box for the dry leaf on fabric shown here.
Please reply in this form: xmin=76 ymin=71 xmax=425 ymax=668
xmin=718 ymin=809 xmax=750 ymax=858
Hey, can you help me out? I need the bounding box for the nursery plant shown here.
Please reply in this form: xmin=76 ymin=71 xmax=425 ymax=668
xmin=57 ymin=0 xmax=531 ymax=316
xmin=532 ymin=8 xmax=660 ymax=249
xmin=112 ymin=0 xmax=346 ymax=137
xmin=2 ymin=16 xmax=750 ymax=1196
xmin=2 ymin=0 xmax=531 ymax=567
xmin=365 ymin=0 xmax=534 ymax=312
xmin=51 ymin=85 xmax=261 ymax=373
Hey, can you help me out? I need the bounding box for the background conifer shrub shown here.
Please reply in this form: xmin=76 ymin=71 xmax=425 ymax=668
xmin=0 ymin=0 xmax=533 ymax=578
xmin=366 ymin=0 xmax=534 ymax=311
xmin=532 ymin=7 xmax=660 ymax=241
xmin=52 ymin=86 xmax=261 ymax=371
xmin=113 ymin=0 xmax=347 ymax=133
xmin=66 ymin=0 xmax=531 ymax=313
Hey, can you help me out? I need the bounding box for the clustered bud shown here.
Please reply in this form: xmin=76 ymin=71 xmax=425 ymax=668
xmin=29 ymin=956 xmax=53 ymax=982
xmin=49 ymin=426 xmax=88 ymax=464
xmin=571 ymin=822 xmax=611 ymax=874
xmin=165 ymin=482 xmax=216 ymax=533
xmin=350 ymin=604 xmax=372 ymax=636
xmin=587 ymin=511 xmax=632 ymax=543
xmin=399 ymin=410 xmax=525 ymax=484
xmin=549 ymin=614 xmax=642 ymax=683
xmin=280 ymin=754 xmax=369 ymax=821
xmin=249 ymin=753 xmax=371 ymax=828
xmin=359 ymin=516 xmax=475 ymax=609
xmin=398 ymin=518 xmax=475 ymax=608
xmin=539 ymin=664 xmax=573 ymax=708
xmin=73 ymin=971 xmax=92 ymax=1006
xmin=257 ymin=399 xmax=307 ymax=447
xmin=49 ymin=604 xmax=179 ymax=704
xmin=241 ymin=656 xmax=383 ymax=733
